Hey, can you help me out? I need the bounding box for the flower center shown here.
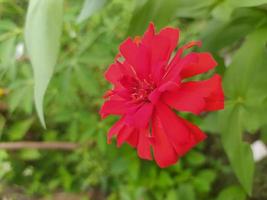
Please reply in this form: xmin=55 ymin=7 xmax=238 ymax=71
xmin=131 ymin=79 xmax=155 ymax=103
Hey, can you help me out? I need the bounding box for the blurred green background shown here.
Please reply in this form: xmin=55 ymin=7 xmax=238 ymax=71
xmin=1 ymin=0 xmax=267 ymax=199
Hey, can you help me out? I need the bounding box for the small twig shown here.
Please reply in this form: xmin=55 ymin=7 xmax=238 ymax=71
xmin=0 ymin=141 xmax=79 ymax=151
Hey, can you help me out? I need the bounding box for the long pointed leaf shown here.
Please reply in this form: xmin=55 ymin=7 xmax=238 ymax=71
xmin=25 ymin=0 xmax=64 ymax=127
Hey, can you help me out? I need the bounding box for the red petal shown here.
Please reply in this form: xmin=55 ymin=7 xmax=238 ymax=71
xmin=158 ymin=26 xmax=179 ymax=56
xmin=116 ymin=61 xmax=136 ymax=78
xmin=142 ymin=23 xmax=180 ymax=83
xmin=119 ymin=38 xmax=138 ymax=69
xmin=105 ymin=61 xmax=136 ymax=88
xmin=167 ymin=41 xmax=202 ymax=72
xmin=149 ymin=35 xmax=171 ymax=66
xmin=148 ymin=81 xmax=179 ymax=104
xmin=125 ymin=103 xmax=154 ymax=128
xmin=162 ymin=51 xmax=197 ymax=84
xmin=176 ymin=117 xmax=207 ymax=155
xmin=134 ymin=44 xmax=150 ymax=78
xmin=204 ymin=75 xmax=224 ymax=111
xmin=155 ymin=102 xmax=190 ymax=154
xmin=163 ymin=41 xmax=202 ymax=83
xmin=100 ymin=100 xmax=127 ymax=118
xmin=143 ymin=24 xmax=179 ymax=64
xmin=113 ymin=88 xmax=131 ymax=100
xmin=125 ymin=129 xmax=139 ymax=147
xmin=158 ymin=81 xmax=179 ymax=92
xmin=162 ymin=74 xmax=224 ymax=115
xmin=152 ymin=113 xmax=178 ymax=168
xmin=107 ymin=117 xmax=125 ymax=143
xmin=155 ymin=101 xmax=206 ymax=156
xmin=180 ymin=52 xmax=217 ymax=79
xmin=151 ymin=61 xmax=166 ymax=83
xmin=105 ymin=63 xmax=122 ymax=85
xmin=137 ymin=128 xmax=152 ymax=160
xmin=119 ymin=38 xmax=150 ymax=79
xmin=142 ymin=22 xmax=155 ymax=45
xmin=117 ymin=125 xmax=135 ymax=147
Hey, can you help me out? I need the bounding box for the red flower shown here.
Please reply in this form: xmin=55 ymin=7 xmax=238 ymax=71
xmin=100 ymin=23 xmax=224 ymax=168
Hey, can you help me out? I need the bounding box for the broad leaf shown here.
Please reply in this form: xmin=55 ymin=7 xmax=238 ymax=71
xmin=0 ymin=37 xmax=16 ymax=70
xmin=212 ymin=0 xmax=267 ymax=21
xmin=223 ymin=27 xmax=267 ymax=132
xmin=127 ymin=0 xmax=179 ymax=36
xmin=220 ymin=106 xmax=254 ymax=195
xmin=175 ymin=0 xmax=215 ymax=19
xmin=177 ymin=184 xmax=195 ymax=200
xmin=9 ymin=118 xmax=33 ymax=140
xmin=202 ymin=8 xmax=267 ymax=51
xmin=193 ymin=169 xmax=216 ymax=193
xmin=25 ymin=0 xmax=64 ymax=127
xmin=216 ymin=185 xmax=246 ymax=200
xmin=223 ymin=28 xmax=267 ymax=97
xmin=77 ymin=0 xmax=106 ymax=23
xmin=20 ymin=149 xmax=41 ymax=160
xmin=219 ymin=28 xmax=267 ymax=195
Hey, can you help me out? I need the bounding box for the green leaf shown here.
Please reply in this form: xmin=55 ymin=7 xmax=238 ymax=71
xmin=20 ymin=149 xmax=41 ymax=160
xmin=127 ymin=0 xmax=179 ymax=36
xmin=175 ymin=0 xmax=215 ymax=19
xmin=241 ymin=96 xmax=267 ymax=133
xmin=177 ymin=184 xmax=195 ymax=200
xmin=110 ymin=157 xmax=128 ymax=176
xmin=200 ymin=112 xmax=220 ymax=134
xmin=77 ymin=0 xmax=106 ymax=23
xmin=74 ymin=66 xmax=99 ymax=96
xmin=0 ymin=20 xmax=17 ymax=33
xmin=9 ymin=118 xmax=33 ymax=140
xmin=0 ymin=37 xmax=16 ymax=69
xmin=0 ymin=150 xmax=8 ymax=160
xmin=157 ymin=172 xmax=173 ymax=188
xmin=221 ymin=106 xmax=254 ymax=195
xmin=212 ymin=0 xmax=267 ymax=21
xmin=202 ymin=8 xmax=267 ymax=51
xmin=185 ymin=150 xmax=206 ymax=166
xmin=0 ymin=115 xmax=6 ymax=139
xmin=8 ymin=83 xmax=33 ymax=113
xmin=24 ymin=0 xmax=64 ymax=127
xmin=216 ymin=185 xmax=246 ymax=200
xmin=223 ymin=27 xmax=267 ymax=131
xmin=166 ymin=189 xmax=177 ymax=200
xmin=224 ymin=28 xmax=267 ymax=95
xmin=193 ymin=169 xmax=217 ymax=193
xmin=261 ymin=124 xmax=267 ymax=142
xmin=59 ymin=166 xmax=72 ymax=190
xmin=97 ymin=130 xmax=107 ymax=153
xmin=128 ymin=159 xmax=140 ymax=181
xmin=206 ymin=28 xmax=267 ymax=195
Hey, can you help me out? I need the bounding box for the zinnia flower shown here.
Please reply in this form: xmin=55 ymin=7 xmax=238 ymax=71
xmin=100 ymin=23 xmax=224 ymax=168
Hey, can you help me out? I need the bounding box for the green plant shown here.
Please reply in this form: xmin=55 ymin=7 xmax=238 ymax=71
xmin=1 ymin=0 xmax=267 ymax=199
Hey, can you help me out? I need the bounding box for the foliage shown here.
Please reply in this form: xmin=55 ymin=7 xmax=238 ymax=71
xmin=0 ymin=0 xmax=267 ymax=199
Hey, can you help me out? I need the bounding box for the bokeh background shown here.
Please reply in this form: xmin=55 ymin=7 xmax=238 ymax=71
xmin=1 ymin=0 xmax=267 ymax=199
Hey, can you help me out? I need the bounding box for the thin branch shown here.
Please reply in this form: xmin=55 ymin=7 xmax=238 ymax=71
xmin=0 ymin=141 xmax=79 ymax=151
